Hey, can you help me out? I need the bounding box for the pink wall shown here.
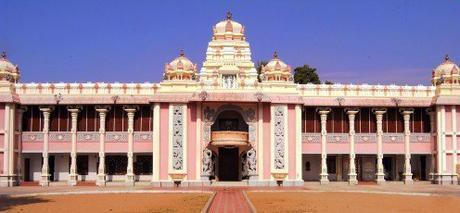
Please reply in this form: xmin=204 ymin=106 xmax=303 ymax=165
xmin=0 ymin=104 xmax=5 ymax=130
xmin=22 ymin=142 xmax=43 ymax=152
xmin=411 ymin=142 xmax=432 ymax=154
xmin=382 ymin=143 xmax=405 ymax=154
xmin=288 ymin=105 xmax=296 ymax=179
xmin=159 ymin=103 xmax=169 ymax=180
xmin=327 ymin=143 xmax=349 ymax=154
xmin=263 ymin=103 xmax=271 ymax=179
xmin=302 ymin=143 xmax=321 ymax=153
xmin=446 ymin=154 xmax=453 ymax=173
xmin=355 ymin=143 xmax=377 ymax=154
xmin=445 ymin=106 xmax=452 ymax=132
xmin=134 ymin=142 xmax=152 ymax=152
xmin=105 ymin=142 xmax=128 ymax=153
xmin=187 ymin=103 xmax=197 ymax=180
xmin=49 ymin=142 xmax=72 ymax=152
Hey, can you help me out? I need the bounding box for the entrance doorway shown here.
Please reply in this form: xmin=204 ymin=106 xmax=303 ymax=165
xmin=49 ymin=156 xmax=55 ymax=181
xmin=218 ymin=147 xmax=240 ymax=181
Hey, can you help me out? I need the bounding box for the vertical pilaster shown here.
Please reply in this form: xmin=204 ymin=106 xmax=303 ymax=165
xmin=68 ymin=107 xmax=80 ymax=186
xmin=195 ymin=102 xmax=201 ymax=181
xmin=401 ymin=109 xmax=414 ymax=184
xmin=374 ymin=109 xmax=386 ymax=184
xmin=124 ymin=107 xmax=136 ymax=186
xmin=346 ymin=109 xmax=358 ymax=184
xmin=152 ymin=103 xmax=160 ymax=184
xmin=452 ymin=106 xmax=458 ymax=183
xmin=319 ymin=108 xmax=330 ymax=184
xmin=96 ymin=106 xmax=109 ymax=186
xmin=258 ymin=103 xmax=264 ymax=181
xmin=1 ymin=103 xmax=17 ymax=187
xmin=39 ymin=107 xmax=53 ymax=187
xmin=427 ymin=109 xmax=436 ymax=181
xmin=295 ymin=105 xmax=302 ymax=183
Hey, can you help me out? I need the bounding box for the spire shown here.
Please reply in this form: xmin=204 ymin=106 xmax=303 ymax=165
xmin=273 ymin=51 xmax=278 ymax=59
xmin=179 ymin=49 xmax=185 ymax=57
xmin=226 ymin=11 xmax=232 ymax=20
xmin=445 ymin=54 xmax=450 ymax=62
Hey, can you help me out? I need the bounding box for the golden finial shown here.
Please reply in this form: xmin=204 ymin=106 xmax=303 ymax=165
xmin=179 ymin=49 xmax=185 ymax=57
xmin=445 ymin=54 xmax=450 ymax=61
xmin=0 ymin=51 xmax=6 ymax=59
xmin=226 ymin=11 xmax=232 ymax=20
xmin=273 ymin=51 xmax=278 ymax=59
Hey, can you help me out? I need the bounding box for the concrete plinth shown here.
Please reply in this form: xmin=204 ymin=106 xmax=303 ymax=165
xmin=376 ymin=173 xmax=386 ymax=185
xmin=348 ymin=174 xmax=358 ymax=185
xmin=0 ymin=175 xmax=19 ymax=187
xmin=320 ymin=174 xmax=329 ymax=185
xmin=96 ymin=174 xmax=106 ymax=186
xmin=68 ymin=174 xmax=78 ymax=186
xmin=40 ymin=174 xmax=50 ymax=187
xmin=125 ymin=174 xmax=135 ymax=186
xmin=403 ymin=173 xmax=413 ymax=184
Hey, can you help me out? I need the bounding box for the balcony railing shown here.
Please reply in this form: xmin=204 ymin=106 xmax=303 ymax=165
xmin=210 ymin=131 xmax=249 ymax=147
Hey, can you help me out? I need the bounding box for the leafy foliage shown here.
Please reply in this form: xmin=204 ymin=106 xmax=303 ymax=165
xmin=293 ymin=65 xmax=321 ymax=84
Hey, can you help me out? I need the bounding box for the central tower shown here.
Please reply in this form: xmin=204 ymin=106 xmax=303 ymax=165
xmin=199 ymin=12 xmax=258 ymax=89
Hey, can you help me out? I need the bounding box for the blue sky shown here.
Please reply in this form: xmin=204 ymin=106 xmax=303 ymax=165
xmin=1 ymin=0 xmax=459 ymax=85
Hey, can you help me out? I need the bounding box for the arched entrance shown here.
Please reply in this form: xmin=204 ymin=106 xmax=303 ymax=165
xmin=210 ymin=110 xmax=249 ymax=181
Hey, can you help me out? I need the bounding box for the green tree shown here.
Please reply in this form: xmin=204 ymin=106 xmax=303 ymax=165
xmin=293 ymin=65 xmax=321 ymax=84
xmin=255 ymin=60 xmax=268 ymax=82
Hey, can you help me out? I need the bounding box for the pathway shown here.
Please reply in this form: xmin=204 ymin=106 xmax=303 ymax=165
xmin=208 ymin=187 xmax=251 ymax=213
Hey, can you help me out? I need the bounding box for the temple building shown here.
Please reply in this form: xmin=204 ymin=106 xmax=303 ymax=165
xmin=1 ymin=13 xmax=459 ymax=187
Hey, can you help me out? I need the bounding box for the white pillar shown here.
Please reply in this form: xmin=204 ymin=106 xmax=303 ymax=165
xmin=402 ymin=109 xmax=414 ymax=184
xmin=346 ymin=109 xmax=358 ymax=184
xmin=451 ymin=106 xmax=458 ymax=183
xmin=125 ymin=107 xmax=136 ymax=186
xmin=1 ymin=103 xmax=17 ymax=187
xmin=151 ymin=103 xmax=160 ymax=184
xmin=258 ymin=102 xmax=264 ymax=181
xmin=427 ymin=109 xmax=436 ymax=181
xmin=39 ymin=107 xmax=53 ymax=187
xmin=374 ymin=110 xmax=386 ymax=184
xmin=68 ymin=108 xmax=79 ymax=186
xmin=96 ymin=107 xmax=109 ymax=186
xmin=319 ymin=109 xmax=330 ymax=184
xmin=295 ymin=105 xmax=302 ymax=183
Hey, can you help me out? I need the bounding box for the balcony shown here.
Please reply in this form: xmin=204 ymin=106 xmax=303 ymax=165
xmin=211 ymin=131 xmax=249 ymax=147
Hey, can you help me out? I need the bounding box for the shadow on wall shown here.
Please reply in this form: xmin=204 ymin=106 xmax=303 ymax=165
xmin=0 ymin=195 xmax=50 ymax=211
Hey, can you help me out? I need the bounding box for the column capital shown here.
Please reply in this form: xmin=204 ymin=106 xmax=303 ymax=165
xmin=399 ymin=108 xmax=414 ymax=115
xmin=67 ymin=105 xmax=82 ymax=112
xmin=96 ymin=105 xmax=111 ymax=112
xmin=372 ymin=108 xmax=387 ymax=114
xmin=317 ymin=107 xmax=331 ymax=115
xmin=123 ymin=105 xmax=138 ymax=113
xmin=39 ymin=106 xmax=54 ymax=113
xmin=345 ymin=108 xmax=359 ymax=115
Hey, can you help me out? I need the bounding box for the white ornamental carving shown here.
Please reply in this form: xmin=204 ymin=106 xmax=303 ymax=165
xmin=273 ymin=106 xmax=285 ymax=170
xmin=172 ymin=105 xmax=184 ymax=170
xmin=201 ymin=148 xmax=214 ymax=176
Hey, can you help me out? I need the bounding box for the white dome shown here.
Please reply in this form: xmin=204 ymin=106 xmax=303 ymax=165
xmin=0 ymin=51 xmax=20 ymax=82
xmin=163 ymin=50 xmax=197 ymax=81
xmin=432 ymin=55 xmax=460 ymax=85
xmin=212 ymin=12 xmax=245 ymax=40
xmin=260 ymin=52 xmax=292 ymax=82
xmin=433 ymin=55 xmax=459 ymax=76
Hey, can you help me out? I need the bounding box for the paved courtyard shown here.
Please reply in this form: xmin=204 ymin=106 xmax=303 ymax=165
xmin=1 ymin=182 xmax=459 ymax=212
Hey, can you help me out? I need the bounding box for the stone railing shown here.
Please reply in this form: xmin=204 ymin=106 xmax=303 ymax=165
xmin=327 ymin=133 xmax=348 ymax=143
xmin=355 ymin=133 xmax=377 ymax=143
xmin=15 ymin=82 xmax=159 ymax=96
xmin=410 ymin=133 xmax=431 ymax=143
xmin=298 ymin=84 xmax=435 ymax=98
xmin=211 ymin=131 xmax=249 ymax=146
xmin=302 ymin=133 xmax=321 ymax=143
xmin=383 ymin=133 xmax=405 ymax=143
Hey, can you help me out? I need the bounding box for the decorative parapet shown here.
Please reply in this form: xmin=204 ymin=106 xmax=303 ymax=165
xmin=134 ymin=132 xmax=153 ymax=142
xmin=50 ymin=132 xmax=72 ymax=142
xmin=383 ymin=133 xmax=405 ymax=143
xmin=105 ymin=132 xmax=129 ymax=142
xmin=77 ymin=132 xmax=99 ymax=142
xmin=327 ymin=133 xmax=348 ymax=143
xmin=302 ymin=133 xmax=321 ymax=143
xmin=298 ymin=84 xmax=435 ymax=98
xmin=355 ymin=133 xmax=377 ymax=143
xmin=410 ymin=133 xmax=431 ymax=143
xmin=22 ymin=132 xmax=44 ymax=142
